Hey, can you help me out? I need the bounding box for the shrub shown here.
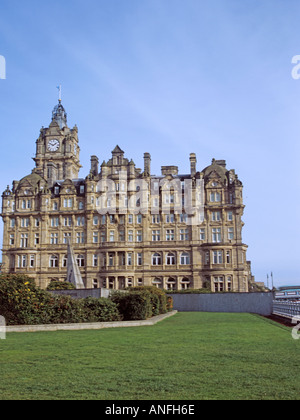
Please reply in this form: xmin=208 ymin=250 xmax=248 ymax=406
xmin=165 ymin=288 xmax=211 ymax=294
xmin=46 ymin=280 xmax=75 ymax=291
xmin=110 ymin=290 xmax=153 ymax=321
xmin=46 ymin=295 xmax=86 ymax=324
xmin=0 ymin=274 xmax=121 ymax=325
xmin=125 ymin=286 xmax=167 ymax=314
xmin=0 ymin=274 xmax=52 ymax=325
xmin=166 ymin=295 xmax=173 ymax=312
xmin=1 ymin=274 xmax=172 ymax=325
xmin=81 ymin=297 xmax=121 ymax=322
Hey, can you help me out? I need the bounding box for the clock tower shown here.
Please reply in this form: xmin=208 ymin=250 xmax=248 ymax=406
xmin=33 ymin=99 xmax=81 ymax=186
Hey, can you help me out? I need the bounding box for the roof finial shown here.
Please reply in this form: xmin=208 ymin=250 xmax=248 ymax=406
xmin=57 ymin=84 xmax=62 ymax=102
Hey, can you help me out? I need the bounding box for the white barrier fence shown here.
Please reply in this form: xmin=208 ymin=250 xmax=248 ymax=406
xmin=273 ymin=301 xmax=300 ymax=319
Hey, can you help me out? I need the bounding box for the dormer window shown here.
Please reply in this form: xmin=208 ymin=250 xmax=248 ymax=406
xmin=210 ymin=192 xmax=221 ymax=202
xmin=54 ymin=186 xmax=60 ymax=195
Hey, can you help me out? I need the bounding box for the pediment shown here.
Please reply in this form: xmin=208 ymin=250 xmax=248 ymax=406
xmin=207 ymin=170 xmax=222 ymax=180
xmin=18 ymin=179 xmax=32 ymax=188
xmin=60 ymin=179 xmax=76 ymax=194
xmin=112 ymin=145 xmax=124 ymax=154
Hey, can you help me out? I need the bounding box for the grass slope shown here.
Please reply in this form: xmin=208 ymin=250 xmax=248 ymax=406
xmin=0 ymin=312 xmax=299 ymax=400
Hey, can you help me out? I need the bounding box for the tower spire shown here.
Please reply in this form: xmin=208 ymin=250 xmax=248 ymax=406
xmin=52 ymin=86 xmax=67 ymax=129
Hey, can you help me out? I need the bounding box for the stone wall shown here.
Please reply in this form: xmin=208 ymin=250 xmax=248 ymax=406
xmin=169 ymin=292 xmax=273 ymax=316
xmin=50 ymin=289 xmax=273 ymax=316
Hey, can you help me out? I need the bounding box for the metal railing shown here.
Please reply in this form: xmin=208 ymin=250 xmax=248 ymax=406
xmin=273 ymin=301 xmax=300 ymax=319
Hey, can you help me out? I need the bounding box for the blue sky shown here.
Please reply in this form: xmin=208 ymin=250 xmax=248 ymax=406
xmin=0 ymin=0 xmax=300 ymax=287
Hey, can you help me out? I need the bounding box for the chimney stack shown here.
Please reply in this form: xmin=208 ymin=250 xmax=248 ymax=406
xmin=90 ymin=155 xmax=99 ymax=176
xmin=190 ymin=153 xmax=197 ymax=176
xmin=144 ymin=152 xmax=151 ymax=176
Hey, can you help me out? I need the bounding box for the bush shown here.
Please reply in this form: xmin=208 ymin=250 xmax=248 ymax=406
xmin=46 ymin=280 xmax=75 ymax=291
xmin=165 ymin=288 xmax=211 ymax=294
xmin=110 ymin=290 xmax=153 ymax=321
xmin=166 ymin=295 xmax=173 ymax=312
xmin=0 ymin=274 xmax=86 ymax=325
xmin=0 ymin=274 xmax=52 ymax=325
xmin=0 ymin=274 xmax=172 ymax=325
xmin=0 ymin=274 xmax=120 ymax=325
xmin=81 ymin=297 xmax=121 ymax=322
xmin=125 ymin=286 xmax=168 ymax=314
xmin=45 ymin=295 xmax=86 ymax=324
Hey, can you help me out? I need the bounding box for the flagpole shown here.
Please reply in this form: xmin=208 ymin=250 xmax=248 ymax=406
xmin=271 ymin=272 xmax=274 ymax=290
xmin=57 ymin=85 xmax=62 ymax=102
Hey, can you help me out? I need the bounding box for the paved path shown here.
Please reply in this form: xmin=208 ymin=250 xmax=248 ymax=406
xmin=5 ymin=311 xmax=178 ymax=333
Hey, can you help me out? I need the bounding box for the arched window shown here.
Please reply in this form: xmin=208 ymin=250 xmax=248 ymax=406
xmin=166 ymin=277 xmax=176 ymax=290
xmin=180 ymin=252 xmax=190 ymax=265
xmin=49 ymin=255 xmax=58 ymax=268
xmin=152 ymin=253 xmax=162 ymax=265
xmin=76 ymin=254 xmax=85 ymax=267
xmin=166 ymin=252 xmax=175 ymax=265
xmin=152 ymin=278 xmax=162 ymax=289
xmin=62 ymin=255 xmax=68 ymax=267
xmin=227 ymin=276 xmax=232 ymax=292
xmin=180 ymin=277 xmax=191 ymax=290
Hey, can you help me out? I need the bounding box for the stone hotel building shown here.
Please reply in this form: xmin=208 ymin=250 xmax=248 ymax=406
xmin=1 ymin=100 xmax=254 ymax=292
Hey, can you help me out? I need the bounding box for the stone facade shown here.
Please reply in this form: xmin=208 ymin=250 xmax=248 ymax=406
xmin=1 ymin=100 xmax=254 ymax=292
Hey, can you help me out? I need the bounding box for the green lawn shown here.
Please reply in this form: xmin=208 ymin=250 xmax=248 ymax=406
xmin=0 ymin=312 xmax=299 ymax=400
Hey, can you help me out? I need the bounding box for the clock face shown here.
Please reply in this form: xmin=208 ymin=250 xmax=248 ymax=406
xmin=48 ymin=139 xmax=60 ymax=152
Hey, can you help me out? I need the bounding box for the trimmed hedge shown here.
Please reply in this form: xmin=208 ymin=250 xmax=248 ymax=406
xmin=165 ymin=288 xmax=211 ymax=294
xmin=111 ymin=286 xmax=173 ymax=320
xmin=110 ymin=290 xmax=153 ymax=321
xmin=0 ymin=274 xmax=120 ymax=325
xmin=0 ymin=274 xmax=51 ymax=325
xmin=81 ymin=297 xmax=121 ymax=322
xmin=0 ymin=275 xmax=172 ymax=325
xmin=125 ymin=286 xmax=168 ymax=315
xmin=46 ymin=280 xmax=76 ymax=291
